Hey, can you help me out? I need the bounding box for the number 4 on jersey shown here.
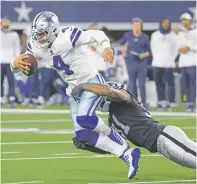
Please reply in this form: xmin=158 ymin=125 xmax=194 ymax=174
xmin=53 ymin=55 xmax=74 ymax=75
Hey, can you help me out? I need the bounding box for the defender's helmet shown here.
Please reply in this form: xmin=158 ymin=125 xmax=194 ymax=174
xmin=31 ymin=11 xmax=59 ymax=49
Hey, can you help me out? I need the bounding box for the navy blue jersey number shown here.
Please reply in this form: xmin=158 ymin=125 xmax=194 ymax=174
xmin=53 ymin=55 xmax=74 ymax=75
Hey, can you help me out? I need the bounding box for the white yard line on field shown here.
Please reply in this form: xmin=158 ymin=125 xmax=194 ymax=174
xmin=1 ymin=152 xmax=23 ymax=154
xmin=1 ymin=154 xmax=161 ymax=161
xmin=1 ymin=117 xmax=195 ymax=124
xmin=1 ymin=109 xmax=196 ymax=117
xmin=1 ymin=126 xmax=196 ymax=134
xmin=1 ymin=119 xmax=72 ymax=123
xmin=1 ymin=138 xmax=196 ymax=145
xmin=3 ymin=181 xmax=43 ymax=184
xmin=1 ymin=141 xmax=72 ymax=145
xmin=51 ymin=153 xmax=81 ymax=156
xmin=88 ymin=179 xmax=197 ymax=184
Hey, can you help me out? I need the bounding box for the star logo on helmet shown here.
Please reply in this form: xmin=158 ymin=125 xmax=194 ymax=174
xmin=45 ymin=16 xmax=54 ymax=26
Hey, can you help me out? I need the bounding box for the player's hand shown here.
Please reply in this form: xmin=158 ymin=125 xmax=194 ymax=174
xmin=103 ymin=47 xmax=114 ymax=64
xmin=13 ymin=55 xmax=31 ymax=73
xmin=178 ymin=47 xmax=190 ymax=54
xmin=71 ymin=83 xmax=84 ymax=97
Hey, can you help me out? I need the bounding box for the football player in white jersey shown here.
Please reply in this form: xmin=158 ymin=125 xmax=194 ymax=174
xmin=11 ymin=11 xmax=141 ymax=179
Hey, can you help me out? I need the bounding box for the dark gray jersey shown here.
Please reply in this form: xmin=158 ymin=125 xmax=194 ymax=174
xmin=107 ymin=82 xmax=165 ymax=152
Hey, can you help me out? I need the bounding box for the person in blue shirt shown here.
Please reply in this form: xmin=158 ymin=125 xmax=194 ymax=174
xmin=120 ymin=18 xmax=150 ymax=108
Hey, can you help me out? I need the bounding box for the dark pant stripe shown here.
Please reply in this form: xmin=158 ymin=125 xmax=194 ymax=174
xmin=161 ymin=131 xmax=196 ymax=157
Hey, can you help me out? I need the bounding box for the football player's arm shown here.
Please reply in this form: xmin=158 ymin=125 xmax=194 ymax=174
xmin=69 ymin=27 xmax=113 ymax=63
xmin=74 ymin=29 xmax=111 ymax=49
xmin=10 ymin=42 xmax=34 ymax=73
xmin=10 ymin=54 xmax=30 ymax=73
xmin=72 ymin=83 xmax=132 ymax=102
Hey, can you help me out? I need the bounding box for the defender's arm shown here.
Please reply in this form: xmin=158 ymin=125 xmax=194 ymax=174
xmin=73 ymin=83 xmax=131 ymax=102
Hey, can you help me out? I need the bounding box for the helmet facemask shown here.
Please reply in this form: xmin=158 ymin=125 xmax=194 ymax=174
xmin=31 ymin=11 xmax=60 ymax=50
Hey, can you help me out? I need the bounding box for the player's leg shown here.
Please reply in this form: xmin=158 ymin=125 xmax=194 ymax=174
xmin=137 ymin=68 xmax=147 ymax=108
xmin=6 ymin=63 xmax=16 ymax=106
xmin=76 ymin=74 xmax=112 ymax=135
xmin=164 ymin=68 xmax=174 ymax=111
xmin=157 ymin=125 xmax=196 ymax=168
xmin=71 ymin=95 xmax=140 ymax=179
xmin=188 ymin=66 xmax=196 ymax=111
xmin=74 ymin=75 xmax=140 ymax=178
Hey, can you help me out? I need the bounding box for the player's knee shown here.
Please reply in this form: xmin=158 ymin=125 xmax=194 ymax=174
xmin=75 ymin=129 xmax=99 ymax=145
xmin=76 ymin=115 xmax=98 ymax=129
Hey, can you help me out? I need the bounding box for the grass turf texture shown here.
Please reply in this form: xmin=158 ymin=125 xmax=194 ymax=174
xmin=1 ymin=112 xmax=196 ymax=184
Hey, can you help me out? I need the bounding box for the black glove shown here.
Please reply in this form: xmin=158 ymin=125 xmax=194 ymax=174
xmin=71 ymin=83 xmax=84 ymax=97
xmin=72 ymin=137 xmax=110 ymax=154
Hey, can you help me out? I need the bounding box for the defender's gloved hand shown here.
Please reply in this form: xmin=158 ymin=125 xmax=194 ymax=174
xmin=72 ymin=137 xmax=110 ymax=154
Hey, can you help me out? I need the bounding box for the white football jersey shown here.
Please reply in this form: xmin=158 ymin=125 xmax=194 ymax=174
xmin=25 ymin=26 xmax=110 ymax=95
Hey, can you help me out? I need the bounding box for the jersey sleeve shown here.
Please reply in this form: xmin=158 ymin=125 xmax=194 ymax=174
xmin=68 ymin=26 xmax=111 ymax=50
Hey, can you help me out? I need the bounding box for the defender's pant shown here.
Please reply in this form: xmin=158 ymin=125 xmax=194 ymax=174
xmin=153 ymin=67 xmax=174 ymax=103
xmin=181 ymin=66 xmax=196 ymax=103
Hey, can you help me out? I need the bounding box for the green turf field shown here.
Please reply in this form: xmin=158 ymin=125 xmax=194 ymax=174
xmin=1 ymin=110 xmax=196 ymax=184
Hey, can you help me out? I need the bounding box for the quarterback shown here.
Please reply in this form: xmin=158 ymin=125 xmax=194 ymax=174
xmin=11 ymin=11 xmax=140 ymax=179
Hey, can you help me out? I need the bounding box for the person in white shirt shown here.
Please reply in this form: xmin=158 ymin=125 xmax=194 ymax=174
xmin=0 ymin=17 xmax=21 ymax=107
xmin=105 ymin=48 xmax=129 ymax=84
xmin=151 ymin=18 xmax=178 ymax=111
xmin=88 ymin=23 xmax=107 ymax=79
xmin=177 ymin=13 xmax=196 ymax=112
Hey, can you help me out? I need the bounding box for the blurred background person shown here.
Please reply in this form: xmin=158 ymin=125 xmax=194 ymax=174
xmin=151 ymin=18 xmax=178 ymax=111
xmin=177 ymin=13 xmax=196 ymax=112
xmin=88 ymin=23 xmax=107 ymax=80
xmin=120 ymin=18 xmax=150 ymax=109
xmin=105 ymin=48 xmax=128 ymax=84
xmin=1 ymin=17 xmax=21 ymax=107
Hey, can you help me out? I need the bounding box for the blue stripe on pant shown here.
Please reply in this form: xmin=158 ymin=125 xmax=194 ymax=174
xmin=181 ymin=66 xmax=196 ymax=103
xmin=1 ymin=63 xmax=15 ymax=99
xmin=153 ymin=67 xmax=174 ymax=103
xmin=70 ymin=74 xmax=105 ymax=132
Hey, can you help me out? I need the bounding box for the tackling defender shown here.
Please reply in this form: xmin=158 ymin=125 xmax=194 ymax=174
xmin=72 ymin=81 xmax=196 ymax=169
xmin=10 ymin=11 xmax=140 ymax=179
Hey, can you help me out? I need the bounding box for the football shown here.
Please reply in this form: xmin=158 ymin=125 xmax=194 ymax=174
xmin=22 ymin=53 xmax=38 ymax=76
